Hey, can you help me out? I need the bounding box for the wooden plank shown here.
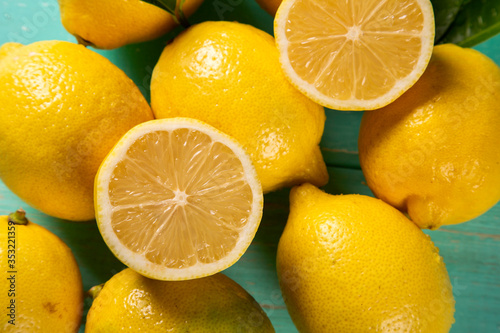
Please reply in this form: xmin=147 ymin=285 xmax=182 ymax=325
xmin=320 ymin=110 xmax=364 ymax=168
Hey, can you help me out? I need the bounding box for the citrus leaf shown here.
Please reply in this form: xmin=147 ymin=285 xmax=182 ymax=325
xmin=177 ymin=0 xmax=190 ymax=28
xmin=140 ymin=0 xmax=191 ymax=27
xmin=141 ymin=0 xmax=177 ymax=16
xmin=431 ymin=0 xmax=464 ymax=42
xmin=437 ymin=0 xmax=500 ymax=47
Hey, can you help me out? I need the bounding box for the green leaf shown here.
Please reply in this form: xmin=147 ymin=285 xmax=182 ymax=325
xmin=177 ymin=0 xmax=189 ymax=27
xmin=142 ymin=0 xmax=177 ymax=15
xmin=438 ymin=0 xmax=500 ymax=47
xmin=140 ymin=0 xmax=191 ymax=28
xmin=431 ymin=0 xmax=464 ymax=42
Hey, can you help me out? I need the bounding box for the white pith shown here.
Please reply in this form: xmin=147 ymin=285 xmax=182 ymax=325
xmin=95 ymin=118 xmax=263 ymax=281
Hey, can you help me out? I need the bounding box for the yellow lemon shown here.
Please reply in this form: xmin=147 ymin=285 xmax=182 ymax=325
xmin=85 ymin=268 xmax=275 ymax=332
xmin=277 ymin=184 xmax=455 ymax=333
xmin=0 ymin=41 xmax=154 ymax=221
xmin=151 ymin=21 xmax=328 ymax=193
xmin=95 ymin=118 xmax=263 ymax=280
xmin=58 ymin=0 xmax=204 ymax=49
xmin=274 ymin=0 xmax=435 ymax=110
xmin=0 ymin=209 xmax=83 ymax=332
xmin=359 ymin=44 xmax=500 ymax=229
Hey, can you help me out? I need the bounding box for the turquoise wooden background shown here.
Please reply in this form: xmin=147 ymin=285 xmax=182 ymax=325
xmin=0 ymin=1 xmax=499 ymax=332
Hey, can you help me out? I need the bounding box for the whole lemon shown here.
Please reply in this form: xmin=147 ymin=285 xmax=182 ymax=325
xmin=58 ymin=0 xmax=204 ymax=49
xmin=151 ymin=21 xmax=328 ymax=193
xmin=85 ymin=268 xmax=275 ymax=332
xmin=277 ymin=184 xmax=455 ymax=333
xmin=0 ymin=41 xmax=154 ymax=221
xmin=359 ymin=44 xmax=500 ymax=229
xmin=0 ymin=209 xmax=83 ymax=332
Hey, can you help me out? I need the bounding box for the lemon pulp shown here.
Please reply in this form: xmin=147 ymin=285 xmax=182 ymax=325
xmin=275 ymin=0 xmax=435 ymax=110
xmin=96 ymin=118 xmax=263 ymax=280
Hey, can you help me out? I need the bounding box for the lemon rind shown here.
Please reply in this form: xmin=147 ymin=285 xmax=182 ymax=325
xmin=274 ymin=0 xmax=436 ymax=111
xmin=95 ymin=117 xmax=263 ymax=281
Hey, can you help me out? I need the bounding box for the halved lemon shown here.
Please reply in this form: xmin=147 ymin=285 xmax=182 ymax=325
xmin=274 ymin=0 xmax=435 ymax=110
xmin=95 ymin=118 xmax=263 ymax=281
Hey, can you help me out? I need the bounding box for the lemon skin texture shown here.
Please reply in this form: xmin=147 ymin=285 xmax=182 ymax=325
xmin=0 ymin=211 xmax=84 ymax=332
xmin=277 ymin=183 xmax=455 ymax=333
xmin=151 ymin=21 xmax=328 ymax=193
xmin=0 ymin=41 xmax=154 ymax=221
xmin=85 ymin=268 xmax=275 ymax=332
xmin=0 ymin=42 xmax=22 ymax=61
xmin=58 ymin=0 xmax=204 ymax=49
xmin=359 ymin=44 xmax=500 ymax=229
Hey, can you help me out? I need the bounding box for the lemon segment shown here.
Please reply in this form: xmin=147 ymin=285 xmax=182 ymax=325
xmin=274 ymin=0 xmax=435 ymax=110
xmin=95 ymin=118 xmax=263 ymax=281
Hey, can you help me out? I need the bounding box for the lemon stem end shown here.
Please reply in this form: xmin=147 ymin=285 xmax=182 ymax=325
xmin=88 ymin=284 xmax=104 ymax=300
xmin=74 ymin=35 xmax=94 ymax=48
xmin=8 ymin=209 xmax=28 ymax=226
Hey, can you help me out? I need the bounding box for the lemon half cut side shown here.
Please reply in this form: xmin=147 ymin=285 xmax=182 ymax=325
xmin=95 ymin=118 xmax=263 ymax=281
xmin=274 ymin=0 xmax=435 ymax=110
